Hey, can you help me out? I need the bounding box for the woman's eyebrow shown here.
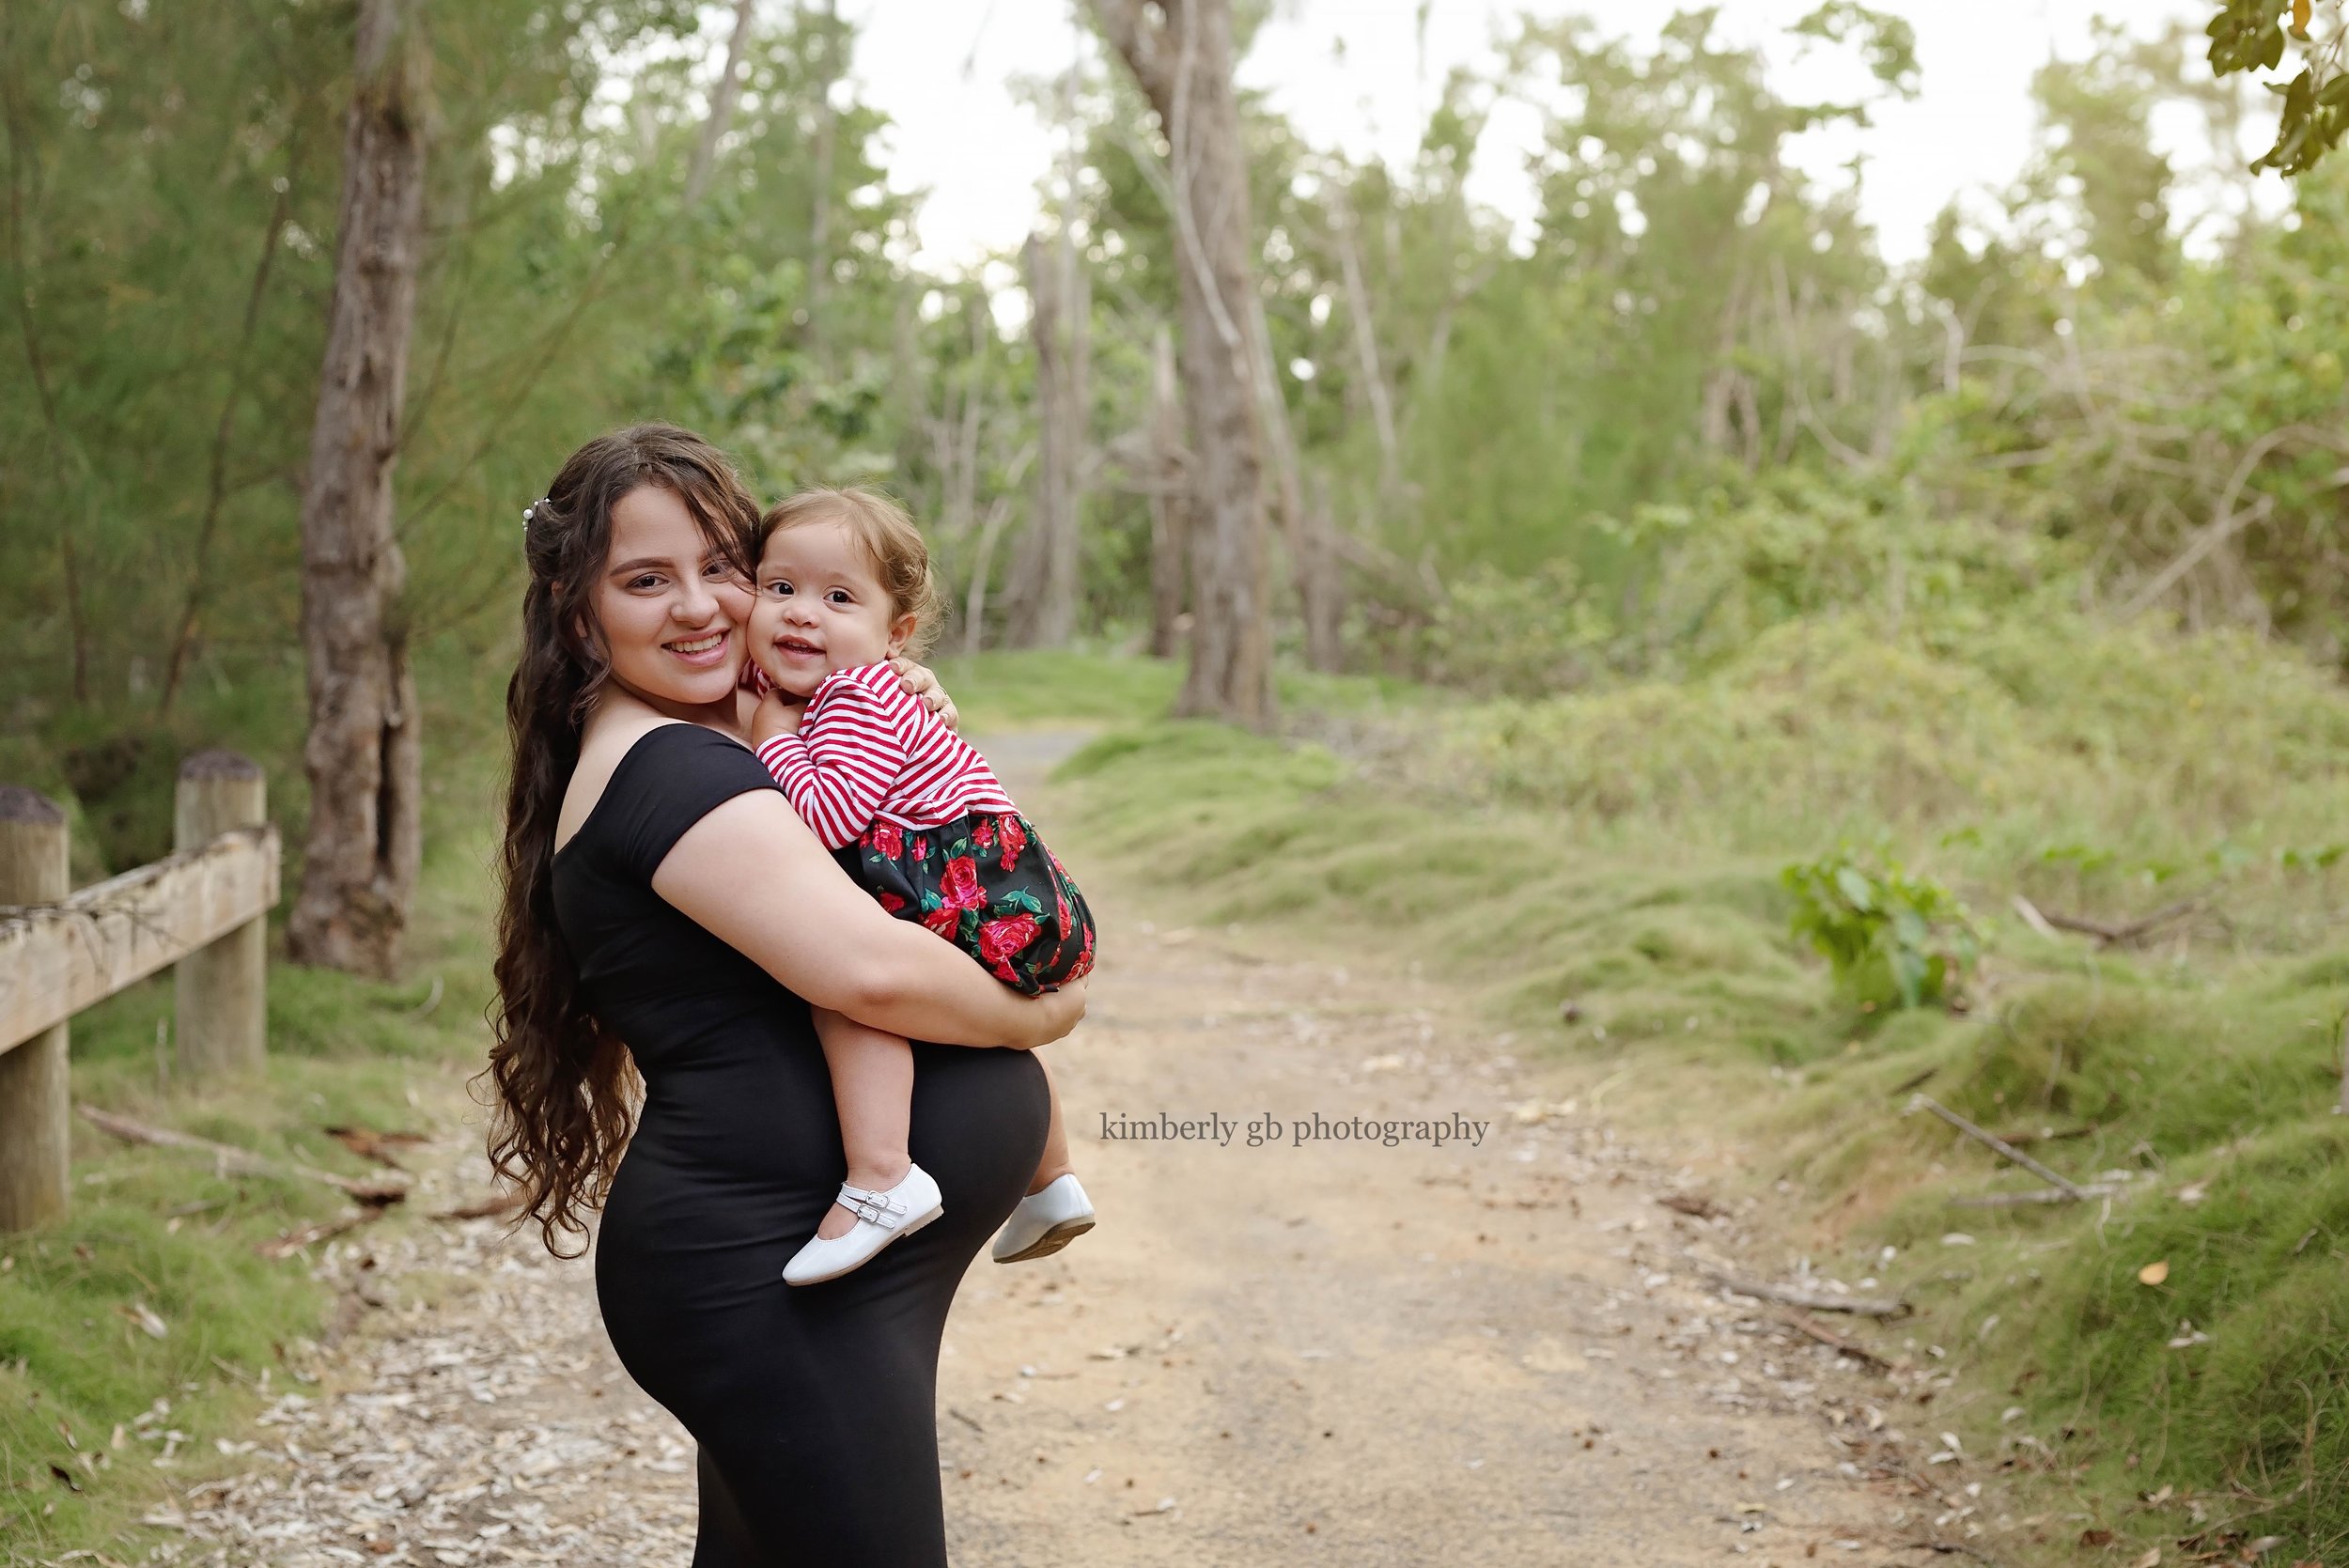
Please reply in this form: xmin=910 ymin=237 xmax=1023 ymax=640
xmin=607 ymin=555 xmax=681 ymax=575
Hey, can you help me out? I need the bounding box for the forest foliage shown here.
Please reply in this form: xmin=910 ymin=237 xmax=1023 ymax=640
xmin=7 ymin=0 xmax=2349 ymax=1558
xmin=6 ymin=0 xmax=2349 ymax=775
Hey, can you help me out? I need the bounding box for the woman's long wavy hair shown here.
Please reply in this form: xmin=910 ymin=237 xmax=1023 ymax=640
xmin=483 ymin=422 xmax=762 ymax=1256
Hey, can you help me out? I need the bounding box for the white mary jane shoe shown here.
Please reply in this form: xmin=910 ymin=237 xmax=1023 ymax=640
xmin=990 ymin=1172 xmax=1095 ymax=1264
xmin=783 ymin=1163 xmax=944 ymax=1286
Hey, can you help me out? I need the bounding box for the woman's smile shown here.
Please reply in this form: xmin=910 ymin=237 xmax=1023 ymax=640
xmin=664 ymin=628 xmax=731 ymax=665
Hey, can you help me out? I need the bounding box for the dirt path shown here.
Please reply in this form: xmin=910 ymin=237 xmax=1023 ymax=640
xmin=143 ymin=737 xmax=1972 ymax=1567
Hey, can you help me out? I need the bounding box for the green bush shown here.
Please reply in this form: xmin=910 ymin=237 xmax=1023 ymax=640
xmin=1781 ymin=846 xmax=1978 ymax=1009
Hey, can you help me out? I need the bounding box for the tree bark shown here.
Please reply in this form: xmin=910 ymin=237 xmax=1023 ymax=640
xmin=1327 ymin=179 xmax=1400 ymax=497
xmin=1094 ymin=0 xmax=1274 ymax=725
xmin=1005 ymin=227 xmax=1088 ymax=647
xmin=683 ymin=0 xmax=758 ymax=210
xmin=802 ymin=0 xmax=840 ymax=367
xmin=1242 ymin=283 xmax=1342 ymax=673
xmin=1146 ymin=324 xmax=1190 ymax=658
xmin=288 ymin=0 xmax=429 ymax=978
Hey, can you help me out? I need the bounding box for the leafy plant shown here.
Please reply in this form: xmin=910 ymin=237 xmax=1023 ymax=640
xmin=1782 ymin=846 xmax=1979 ymax=1010
xmin=2207 ymin=0 xmax=2349 ymax=174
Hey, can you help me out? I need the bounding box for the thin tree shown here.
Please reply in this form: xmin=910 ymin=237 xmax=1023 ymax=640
xmin=1005 ymin=54 xmax=1094 ymax=650
xmin=287 ymin=0 xmax=431 ymax=976
xmin=1093 ymin=0 xmax=1274 ymax=724
xmin=1145 ymin=323 xmax=1189 ymax=657
xmin=1004 ymin=225 xmax=1088 ymax=646
xmin=683 ymin=0 xmax=759 ymax=209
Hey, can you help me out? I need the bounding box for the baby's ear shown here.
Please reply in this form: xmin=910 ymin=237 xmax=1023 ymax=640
xmin=886 ymin=611 xmax=921 ymax=658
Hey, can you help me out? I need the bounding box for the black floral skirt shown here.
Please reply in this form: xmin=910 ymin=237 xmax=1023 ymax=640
xmin=832 ymin=812 xmax=1096 ymax=997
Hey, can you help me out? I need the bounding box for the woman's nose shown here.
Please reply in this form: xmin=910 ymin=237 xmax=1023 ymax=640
xmin=675 ymin=574 xmax=722 ymax=623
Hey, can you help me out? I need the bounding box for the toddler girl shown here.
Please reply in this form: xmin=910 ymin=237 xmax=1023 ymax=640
xmin=747 ymin=486 xmax=1097 ymax=1286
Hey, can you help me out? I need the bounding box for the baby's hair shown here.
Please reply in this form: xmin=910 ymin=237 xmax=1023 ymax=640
xmin=758 ymin=485 xmax=944 ymax=658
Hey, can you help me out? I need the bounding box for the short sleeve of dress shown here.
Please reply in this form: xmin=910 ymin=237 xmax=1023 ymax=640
xmin=592 ymin=722 xmax=782 ymax=885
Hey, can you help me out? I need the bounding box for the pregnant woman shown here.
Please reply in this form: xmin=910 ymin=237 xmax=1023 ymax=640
xmin=482 ymin=423 xmax=1085 ymax=1565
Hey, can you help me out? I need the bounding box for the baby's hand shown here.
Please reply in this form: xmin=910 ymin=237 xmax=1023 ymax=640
xmin=753 ymin=688 xmax=806 ymax=744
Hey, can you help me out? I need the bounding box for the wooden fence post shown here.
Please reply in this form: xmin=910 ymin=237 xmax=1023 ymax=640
xmin=175 ymin=752 xmax=268 ymax=1078
xmin=0 ymin=787 xmax=71 ymax=1228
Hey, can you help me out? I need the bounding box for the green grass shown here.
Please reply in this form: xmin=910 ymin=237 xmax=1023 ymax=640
xmin=1033 ymin=616 xmax=2349 ymax=1564
xmin=11 ymin=624 xmax=2347 ymax=1561
xmin=0 ymin=644 xmax=508 ymax=1560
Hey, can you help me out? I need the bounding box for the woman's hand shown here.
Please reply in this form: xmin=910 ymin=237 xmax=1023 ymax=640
xmin=890 ymin=657 xmax=959 ymax=732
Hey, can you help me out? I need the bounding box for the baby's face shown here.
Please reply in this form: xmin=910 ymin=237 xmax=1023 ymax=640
xmin=748 ymin=519 xmax=905 ymax=697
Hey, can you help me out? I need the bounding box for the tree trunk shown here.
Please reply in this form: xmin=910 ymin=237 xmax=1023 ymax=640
xmin=1094 ymin=0 xmax=1274 ymax=726
xmin=288 ymin=0 xmax=429 ymax=979
xmin=682 ymin=0 xmax=758 ymax=209
xmin=802 ymin=0 xmax=840 ymax=367
xmin=1146 ymin=324 xmax=1190 ymax=659
xmin=1005 ymin=225 xmax=1088 ymax=647
xmin=1242 ymin=283 xmax=1342 ymax=673
xmin=1298 ymin=467 xmax=1345 ymax=671
xmin=1327 ymin=179 xmax=1400 ymax=498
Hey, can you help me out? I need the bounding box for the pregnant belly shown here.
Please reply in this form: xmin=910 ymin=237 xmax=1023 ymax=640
xmin=592 ymin=1042 xmax=1051 ymax=1425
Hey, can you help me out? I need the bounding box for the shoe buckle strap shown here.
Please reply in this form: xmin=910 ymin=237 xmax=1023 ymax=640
xmin=835 ymin=1182 xmax=908 ymax=1230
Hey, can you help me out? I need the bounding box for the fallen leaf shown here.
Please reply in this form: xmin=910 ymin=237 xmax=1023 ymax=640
xmin=2128 ymin=1549 xmax=2160 ymax=1568
xmin=116 ymin=1302 xmax=168 ymax=1339
xmin=2078 ymin=1528 xmax=2114 ymax=1547
xmin=2137 ymin=1260 xmax=2170 ymax=1286
xmin=2139 ymin=1483 xmax=2172 ymax=1506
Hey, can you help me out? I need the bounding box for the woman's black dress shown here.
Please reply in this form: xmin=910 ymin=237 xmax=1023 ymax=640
xmin=551 ymin=722 xmax=1050 ymax=1565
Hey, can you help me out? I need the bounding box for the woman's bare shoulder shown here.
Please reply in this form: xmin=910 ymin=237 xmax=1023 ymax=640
xmin=552 ymin=700 xmax=711 ymax=858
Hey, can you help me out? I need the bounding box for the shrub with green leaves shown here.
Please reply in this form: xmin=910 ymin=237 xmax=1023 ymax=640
xmin=1781 ymin=846 xmax=1979 ymax=1010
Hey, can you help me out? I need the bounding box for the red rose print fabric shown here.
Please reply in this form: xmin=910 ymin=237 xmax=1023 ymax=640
xmin=830 ymin=810 xmax=1097 ymax=997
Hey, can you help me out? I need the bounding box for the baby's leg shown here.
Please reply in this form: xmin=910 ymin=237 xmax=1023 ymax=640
xmin=811 ymin=1008 xmax=915 ymax=1241
xmin=1028 ymin=1052 xmax=1073 ymax=1196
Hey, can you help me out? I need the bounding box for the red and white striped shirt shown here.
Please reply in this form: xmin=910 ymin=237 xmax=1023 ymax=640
xmin=754 ymin=660 xmax=1019 ymax=850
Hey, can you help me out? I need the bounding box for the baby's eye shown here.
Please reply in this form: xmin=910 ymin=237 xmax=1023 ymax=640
xmin=765 ymin=579 xmax=794 ymax=598
xmin=825 ymin=589 xmax=852 ymax=606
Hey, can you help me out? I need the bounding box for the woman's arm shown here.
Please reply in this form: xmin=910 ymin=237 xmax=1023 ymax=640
xmin=650 ymin=786 xmax=1084 ymax=1048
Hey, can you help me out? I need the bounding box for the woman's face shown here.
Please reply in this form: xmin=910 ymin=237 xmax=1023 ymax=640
xmin=588 ymin=485 xmax=754 ymax=712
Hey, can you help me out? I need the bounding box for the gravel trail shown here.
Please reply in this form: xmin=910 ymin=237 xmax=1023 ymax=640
xmin=130 ymin=737 xmax=1967 ymax=1567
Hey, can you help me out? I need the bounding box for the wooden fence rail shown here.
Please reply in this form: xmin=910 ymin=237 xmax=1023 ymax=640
xmin=0 ymin=751 xmax=279 ymax=1229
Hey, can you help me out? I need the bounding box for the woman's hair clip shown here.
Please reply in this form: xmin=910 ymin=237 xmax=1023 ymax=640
xmin=522 ymin=496 xmax=552 ymax=530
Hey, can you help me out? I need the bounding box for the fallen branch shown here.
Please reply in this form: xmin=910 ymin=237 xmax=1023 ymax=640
xmin=1985 ymin=1123 xmax=2096 ymax=1146
xmin=77 ymin=1104 xmax=409 ymax=1205
xmin=256 ymin=1211 xmax=380 ymax=1259
xmin=2015 ymin=894 xmax=2199 ymax=949
xmin=1705 ymin=1270 xmax=1908 ymax=1319
xmin=325 ymin=1125 xmax=429 ymax=1171
xmin=1948 ymin=1185 xmax=2124 ymax=1209
xmin=432 ymin=1191 xmax=525 ymax=1221
xmin=1657 ymin=1191 xmax=1730 ymax=1220
xmin=1908 ymin=1094 xmax=2087 ymax=1201
xmin=1777 ymin=1311 xmax=1896 ymax=1371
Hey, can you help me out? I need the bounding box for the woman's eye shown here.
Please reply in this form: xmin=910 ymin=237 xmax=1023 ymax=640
xmin=629 ymin=574 xmax=662 ymax=591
